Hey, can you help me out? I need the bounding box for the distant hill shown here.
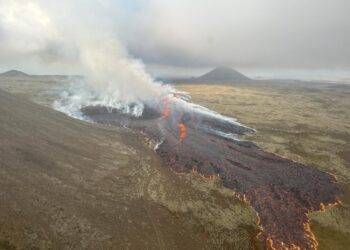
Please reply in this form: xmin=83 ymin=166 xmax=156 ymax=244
xmin=160 ymin=67 xmax=251 ymax=84
xmin=196 ymin=66 xmax=250 ymax=83
xmin=0 ymin=70 xmax=29 ymax=77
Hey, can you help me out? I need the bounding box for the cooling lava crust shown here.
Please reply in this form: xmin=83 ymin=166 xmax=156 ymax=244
xmin=82 ymin=94 xmax=339 ymax=249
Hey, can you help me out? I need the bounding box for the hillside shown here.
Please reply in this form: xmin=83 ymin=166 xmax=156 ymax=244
xmin=0 ymin=88 xmax=257 ymax=249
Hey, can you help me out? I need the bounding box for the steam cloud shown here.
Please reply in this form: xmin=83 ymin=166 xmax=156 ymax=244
xmin=0 ymin=0 xmax=171 ymax=117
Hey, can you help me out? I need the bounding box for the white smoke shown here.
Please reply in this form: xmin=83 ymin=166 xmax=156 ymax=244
xmin=0 ymin=0 xmax=171 ymax=118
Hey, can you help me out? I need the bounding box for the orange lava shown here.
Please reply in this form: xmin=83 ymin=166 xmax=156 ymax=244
xmin=178 ymin=123 xmax=187 ymax=140
xmin=162 ymin=107 xmax=171 ymax=118
xmin=259 ymin=222 xmax=318 ymax=250
xmin=162 ymin=95 xmax=188 ymax=141
xmin=164 ymin=96 xmax=171 ymax=104
xmin=180 ymin=133 xmax=187 ymax=139
xmin=162 ymin=96 xmax=172 ymax=118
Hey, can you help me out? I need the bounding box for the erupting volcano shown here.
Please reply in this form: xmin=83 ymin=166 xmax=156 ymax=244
xmin=80 ymin=93 xmax=339 ymax=249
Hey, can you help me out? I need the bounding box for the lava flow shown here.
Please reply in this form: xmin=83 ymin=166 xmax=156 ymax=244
xmin=162 ymin=96 xmax=172 ymax=118
xmin=81 ymin=93 xmax=340 ymax=250
xmin=178 ymin=123 xmax=187 ymax=140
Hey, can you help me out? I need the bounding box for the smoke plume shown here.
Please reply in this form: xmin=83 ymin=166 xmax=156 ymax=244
xmin=0 ymin=0 xmax=171 ymax=117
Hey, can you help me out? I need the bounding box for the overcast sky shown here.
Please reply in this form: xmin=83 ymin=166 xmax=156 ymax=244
xmin=0 ymin=0 xmax=349 ymax=79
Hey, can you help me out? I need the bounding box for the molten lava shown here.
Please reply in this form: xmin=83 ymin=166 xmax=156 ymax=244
xmin=162 ymin=96 xmax=172 ymax=118
xmin=178 ymin=123 xmax=187 ymax=140
xmin=164 ymin=96 xmax=171 ymax=104
xmin=162 ymin=108 xmax=171 ymax=118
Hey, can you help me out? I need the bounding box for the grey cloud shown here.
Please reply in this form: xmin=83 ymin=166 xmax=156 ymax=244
xmin=0 ymin=0 xmax=349 ymax=76
xmin=120 ymin=0 xmax=350 ymax=71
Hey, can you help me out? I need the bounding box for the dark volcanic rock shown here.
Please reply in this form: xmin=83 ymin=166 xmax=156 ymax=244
xmin=82 ymin=97 xmax=339 ymax=249
xmin=82 ymin=104 xmax=162 ymax=120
